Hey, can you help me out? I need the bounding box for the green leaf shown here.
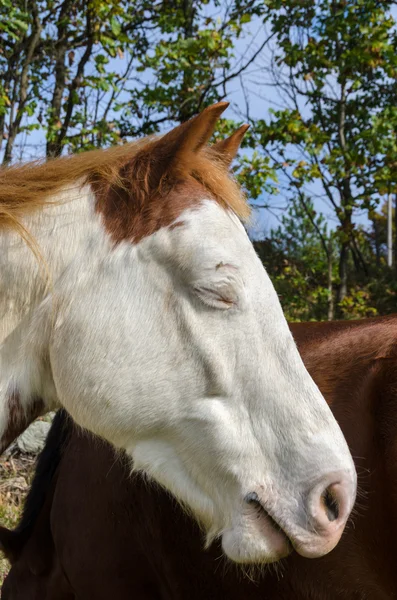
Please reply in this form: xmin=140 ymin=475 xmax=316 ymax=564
xmin=110 ymin=16 xmax=121 ymax=37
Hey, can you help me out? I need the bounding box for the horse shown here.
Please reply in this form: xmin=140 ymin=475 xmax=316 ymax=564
xmin=2 ymin=316 xmax=396 ymax=599
xmin=0 ymin=101 xmax=356 ymax=564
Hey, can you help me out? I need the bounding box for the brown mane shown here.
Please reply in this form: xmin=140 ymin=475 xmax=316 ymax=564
xmin=0 ymin=111 xmax=249 ymax=244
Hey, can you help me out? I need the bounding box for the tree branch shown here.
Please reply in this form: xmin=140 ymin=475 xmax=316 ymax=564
xmin=55 ymin=6 xmax=95 ymax=155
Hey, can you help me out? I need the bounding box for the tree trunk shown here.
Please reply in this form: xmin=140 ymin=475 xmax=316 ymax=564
xmin=387 ymin=193 xmax=393 ymax=267
xmin=335 ymin=60 xmax=354 ymax=306
xmin=373 ymin=218 xmax=381 ymax=269
xmin=2 ymin=129 xmax=17 ymax=165
xmin=0 ymin=53 xmax=19 ymax=154
xmin=46 ymin=48 xmax=68 ymax=157
xmin=46 ymin=0 xmax=75 ymax=158
xmin=2 ymin=2 xmax=42 ymax=165
xmin=394 ymin=194 xmax=397 ymax=276
xmin=337 ymin=241 xmax=349 ymax=304
xmin=54 ymin=10 xmax=94 ymax=156
xmin=178 ymin=0 xmax=197 ymax=123
xmin=2 ymin=77 xmax=18 ymax=165
xmin=327 ymin=239 xmax=334 ymax=321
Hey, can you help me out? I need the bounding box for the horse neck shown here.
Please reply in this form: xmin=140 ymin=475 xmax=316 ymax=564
xmin=0 ymin=182 xmax=105 ymax=452
xmin=0 ymin=183 xmax=99 ymax=342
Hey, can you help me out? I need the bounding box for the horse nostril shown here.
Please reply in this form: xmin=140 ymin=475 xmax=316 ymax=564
xmin=322 ymin=486 xmax=339 ymax=522
xmin=307 ymin=475 xmax=354 ymax=537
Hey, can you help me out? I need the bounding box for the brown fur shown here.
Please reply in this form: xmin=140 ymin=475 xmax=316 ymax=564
xmin=209 ymin=124 xmax=250 ymax=167
xmin=4 ymin=316 xmax=397 ymax=599
xmin=92 ymin=149 xmax=249 ymax=244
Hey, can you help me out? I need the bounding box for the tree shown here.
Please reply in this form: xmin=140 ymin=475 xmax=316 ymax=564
xmin=255 ymin=198 xmax=337 ymax=321
xmin=0 ymin=0 xmax=268 ymax=162
xmin=254 ymin=195 xmax=397 ymax=321
xmin=252 ymin=0 xmax=397 ymax=310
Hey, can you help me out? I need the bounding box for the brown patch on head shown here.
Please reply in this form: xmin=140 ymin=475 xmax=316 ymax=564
xmin=91 ymin=103 xmax=250 ymax=244
xmin=1 ymin=392 xmax=44 ymax=453
xmin=92 ymin=158 xmax=248 ymax=244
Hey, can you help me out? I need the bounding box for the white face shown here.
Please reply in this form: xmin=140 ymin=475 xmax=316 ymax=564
xmin=50 ymin=199 xmax=356 ymax=564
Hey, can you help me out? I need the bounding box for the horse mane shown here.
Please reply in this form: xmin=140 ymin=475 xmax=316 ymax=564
xmin=0 ymin=134 xmax=249 ymax=240
xmin=0 ymin=409 xmax=72 ymax=562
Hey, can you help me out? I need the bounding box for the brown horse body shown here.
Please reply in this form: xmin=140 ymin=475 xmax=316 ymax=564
xmin=3 ymin=316 xmax=397 ymax=599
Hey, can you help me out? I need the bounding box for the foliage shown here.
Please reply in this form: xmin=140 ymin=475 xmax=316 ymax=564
xmin=254 ymin=0 xmax=397 ymax=307
xmin=258 ymin=196 xmax=397 ymax=322
xmin=255 ymin=198 xmax=336 ymax=321
xmin=0 ymin=0 xmax=267 ymax=160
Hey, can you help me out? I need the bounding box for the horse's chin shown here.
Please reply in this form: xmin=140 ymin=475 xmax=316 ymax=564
xmin=220 ymin=507 xmax=292 ymax=564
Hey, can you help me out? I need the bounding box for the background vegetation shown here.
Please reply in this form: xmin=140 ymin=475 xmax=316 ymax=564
xmin=1 ymin=0 xmax=397 ymax=321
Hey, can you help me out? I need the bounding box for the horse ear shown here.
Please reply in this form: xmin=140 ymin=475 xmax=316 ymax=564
xmin=163 ymin=101 xmax=230 ymax=155
xmin=209 ymin=124 xmax=250 ymax=168
xmin=129 ymin=102 xmax=229 ymax=193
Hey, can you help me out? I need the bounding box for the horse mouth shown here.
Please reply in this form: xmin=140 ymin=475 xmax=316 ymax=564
xmin=245 ymin=491 xmax=292 ymax=548
xmin=221 ymin=492 xmax=293 ymax=563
